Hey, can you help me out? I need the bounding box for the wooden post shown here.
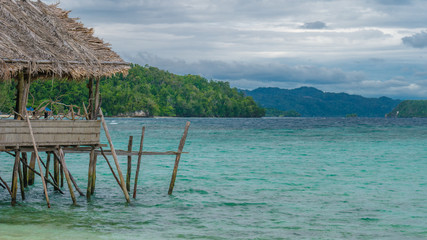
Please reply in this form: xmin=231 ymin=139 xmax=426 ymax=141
xmin=57 ymin=148 xmax=76 ymax=205
xmin=133 ymin=126 xmax=145 ymax=199
xmin=28 ymin=153 xmax=36 ymax=185
xmin=11 ymin=149 xmax=20 ymax=206
xmin=60 ymin=164 xmax=64 ymax=188
xmin=0 ymin=175 xmax=12 ymax=196
xmin=168 ymin=122 xmax=190 ymax=195
xmin=18 ymin=157 xmax=25 ymax=201
xmin=94 ymin=78 xmax=100 ymax=119
xmin=126 ymin=136 xmax=133 ymax=192
xmin=22 ymin=152 xmax=28 ymax=187
xmin=100 ymin=108 xmax=130 ymax=203
xmin=87 ymin=147 xmax=95 ymax=199
xmin=54 ymin=153 xmax=60 ymax=191
xmin=45 ymin=153 xmax=51 ymax=179
xmin=91 ymin=153 xmax=97 ymax=195
xmin=26 ymin=112 xmax=50 ymax=208
xmin=88 ymin=78 xmax=94 ymax=120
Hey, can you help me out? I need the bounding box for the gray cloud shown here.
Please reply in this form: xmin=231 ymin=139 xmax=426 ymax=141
xmin=300 ymin=21 xmax=327 ymax=29
xmin=402 ymin=31 xmax=427 ymax=48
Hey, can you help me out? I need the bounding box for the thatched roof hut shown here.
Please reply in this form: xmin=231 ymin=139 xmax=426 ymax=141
xmin=0 ymin=0 xmax=129 ymax=81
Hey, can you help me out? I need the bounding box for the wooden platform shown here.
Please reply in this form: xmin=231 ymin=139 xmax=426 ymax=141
xmin=0 ymin=120 xmax=101 ymax=148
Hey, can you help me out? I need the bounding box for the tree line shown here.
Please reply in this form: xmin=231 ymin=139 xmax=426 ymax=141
xmin=0 ymin=64 xmax=265 ymax=117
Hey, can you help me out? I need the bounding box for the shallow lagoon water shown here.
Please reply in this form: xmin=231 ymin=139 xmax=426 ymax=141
xmin=1 ymin=117 xmax=427 ymax=239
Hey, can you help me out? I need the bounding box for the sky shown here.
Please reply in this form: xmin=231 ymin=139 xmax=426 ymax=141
xmin=42 ymin=0 xmax=427 ymax=99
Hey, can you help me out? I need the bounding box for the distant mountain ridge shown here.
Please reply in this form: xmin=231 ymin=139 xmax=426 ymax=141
xmin=243 ymin=87 xmax=402 ymax=117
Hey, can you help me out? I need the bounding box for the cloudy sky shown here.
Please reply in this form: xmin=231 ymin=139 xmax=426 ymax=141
xmin=43 ymin=0 xmax=427 ymax=99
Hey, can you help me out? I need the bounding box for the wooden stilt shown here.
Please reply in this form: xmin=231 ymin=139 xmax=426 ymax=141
xmin=0 ymin=175 xmax=12 ymax=196
xmin=19 ymin=156 xmax=64 ymax=194
xmin=45 ymin=153 xmax=51 ymax=179
xmin=87 ymin=147 xmax=95 ymax=199
xmin=126 ymin=136 xmax=133 ymax=192
xmin=57 ymin=148 xmax=76 ymax=205
xmin=60 ymin=164 xmax=64 ymax=188
xmin=18 ymin=157 xmax=25 ymax=201
xmin=26 ymin=113 xmax=50 ymax=208
xmin=99 ymin=148 xmax=121 ymax=187
xmin=133 ymin=126 xmax=145 ymax=199
xmin=51 ymin=151 xmax=84 ymax=197
xmin=11 ymin=150 xmax=20 ymax=206
xmin=100 ymin=109 xmax=130 ymax=203
xmin=28 ymin=153 xmax=36 ymax=185
xmin=54 ymin=154 xmax=59 ymax=190
xmin=168 ymin=122 xmax=191 ymax=195
xmin=22 ymin=152 xmax=28 ymax=187
xmin=91 ymin=154 xmax=97 ymax=195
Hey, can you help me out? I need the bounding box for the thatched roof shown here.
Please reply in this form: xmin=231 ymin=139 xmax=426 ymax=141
xmin=0 ymin=0 xmax=130 ymax=81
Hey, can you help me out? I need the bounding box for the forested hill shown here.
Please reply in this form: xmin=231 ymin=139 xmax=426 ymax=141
xmin=387 ymin=100 xmax=427 ymax=118
xmin=243 ymin=87 xmax=401 ymax=117
xmin=0 ymin=64 xmax=265 ymax=117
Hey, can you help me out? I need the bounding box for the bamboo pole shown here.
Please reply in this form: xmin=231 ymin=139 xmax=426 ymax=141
xmin=133 ymin=126 xmax=145 ymax=199
xmin=99 ymin=109 xmax=130 ymax=203
xmin=57 ymin=148 xmax=76 ymax=205
xmin=91 ymin=154 xmax=97 ymax=195
xmin=51 ymin=151 xmax=84 ymax=196
xmin=18 ymin=157 xmax=25 ymax=201
xmin=0 ymin=175 xmax=12 ymax=196
xmin=26 ymin=112 xmax=51 ymax=208
xmin=87 ymin=147 xmax=95 ymax=199
xmin=126 ymin=136 xmax=133 ymax=192
xmin=22 ymin=152 xmax=28 ymax=187
xmin=45 ymin=153 xmax=51 ymax=179
xmin=18 ymin=156 xmax=64 ymax=194
xmin=168 ymin=122 xmax=191 ymax=195
xmin=99 ymin=147 xmax=121 ymax=187
xmin=53 ymin=153 xmax=60 ymax=191
xmin=28 ymin=153 xmax=36 ymax=185
xmin=60 ymin=164 xmax=64 ymax=188
xmin=11 ymin=150 xmax=20 ymax=206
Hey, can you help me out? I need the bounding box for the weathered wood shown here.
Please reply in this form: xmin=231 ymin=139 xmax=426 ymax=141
xmin=60 ymin=164 xmax=64 ymax=187
xmin=126 ymin=136 xmax=133 ymax=192
xmin=94 ymin=78 xmax=100 ymax=119
xmin=28 ymin=153 xmax=36 ymax=185
xmin=54 ymin=153 xmax=60 ymax=191
xmin=45 ymin=153 xmax=51 ymax=179
xmin=17 ymin=154 xmax=64 ymax=194
xmin=58 ymin=148 xmax=76 ymax=205
xmin=18 ymin=157 xmax=25 ymax=200
xmin=87 ymin=147 xmax=95 ymax=199
xmin=95 ymin=150 xmax=188 ymax=156
xmin=22 ymin=152 xmax=28 ymax=187
xmin=133 ymin=126 xmax=145 ymax=199
xmin=51 ymin=151 xmax=84 ymax=197
xmin=0 ymin=175 xmax=12 ymax=196
xmin=100 ymin=109 xmax=130 ymax=203
xmin=100 ymin=147 xmax=121 ymax=187
xmin=0 ymin=120 xmax=101 ymax=147
xmin=91 ymin=154 xmax=97 ymax=195
xmin=168 ymin=121 xmax=191 ymax=195
xmin=11 ymin=150 xmax=20 ymax=206
xmin=26 ymin=114 xmax=51 ymax=208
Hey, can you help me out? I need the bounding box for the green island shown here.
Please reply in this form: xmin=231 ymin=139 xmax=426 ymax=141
xmin=386 ymin=100 xmax=427 ymax=118
xmin=0 ymin=64 xmax=265 ymax=118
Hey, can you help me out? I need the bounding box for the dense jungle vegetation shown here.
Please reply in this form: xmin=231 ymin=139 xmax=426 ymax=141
xmin=0 ymin=64 xmax=265 ymax=117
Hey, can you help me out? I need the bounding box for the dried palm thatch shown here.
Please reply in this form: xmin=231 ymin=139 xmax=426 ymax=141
xmin=0 ymin=0 xmax=130 ymax=81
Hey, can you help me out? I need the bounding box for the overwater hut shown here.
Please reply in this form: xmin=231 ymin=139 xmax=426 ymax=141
xmin=0 ymin=0 xmax=190 ymax=208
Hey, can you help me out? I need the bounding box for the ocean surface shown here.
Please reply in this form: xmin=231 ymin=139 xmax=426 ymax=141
xmin=0 ymin=117 xmax=426 ymax=239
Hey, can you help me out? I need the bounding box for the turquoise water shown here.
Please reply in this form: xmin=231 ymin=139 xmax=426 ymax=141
xmin=1 ymin=117 xmax=427 ymax=239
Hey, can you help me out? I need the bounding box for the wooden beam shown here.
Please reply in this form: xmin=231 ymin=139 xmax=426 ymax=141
xmin=100 ymin=109 xmax=130 ymax=203
xmin=168 ymin=121 xmax=191 ymax=195
xmin=133 ymin=126 xmax=145 ymax=199
xmin=26 ymin=113 xmax=50 ymax=208
xmin=126 ymin=136 xmax=133 ymax=192
xmin=57 ymin=148 xmax=76 ymax=205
